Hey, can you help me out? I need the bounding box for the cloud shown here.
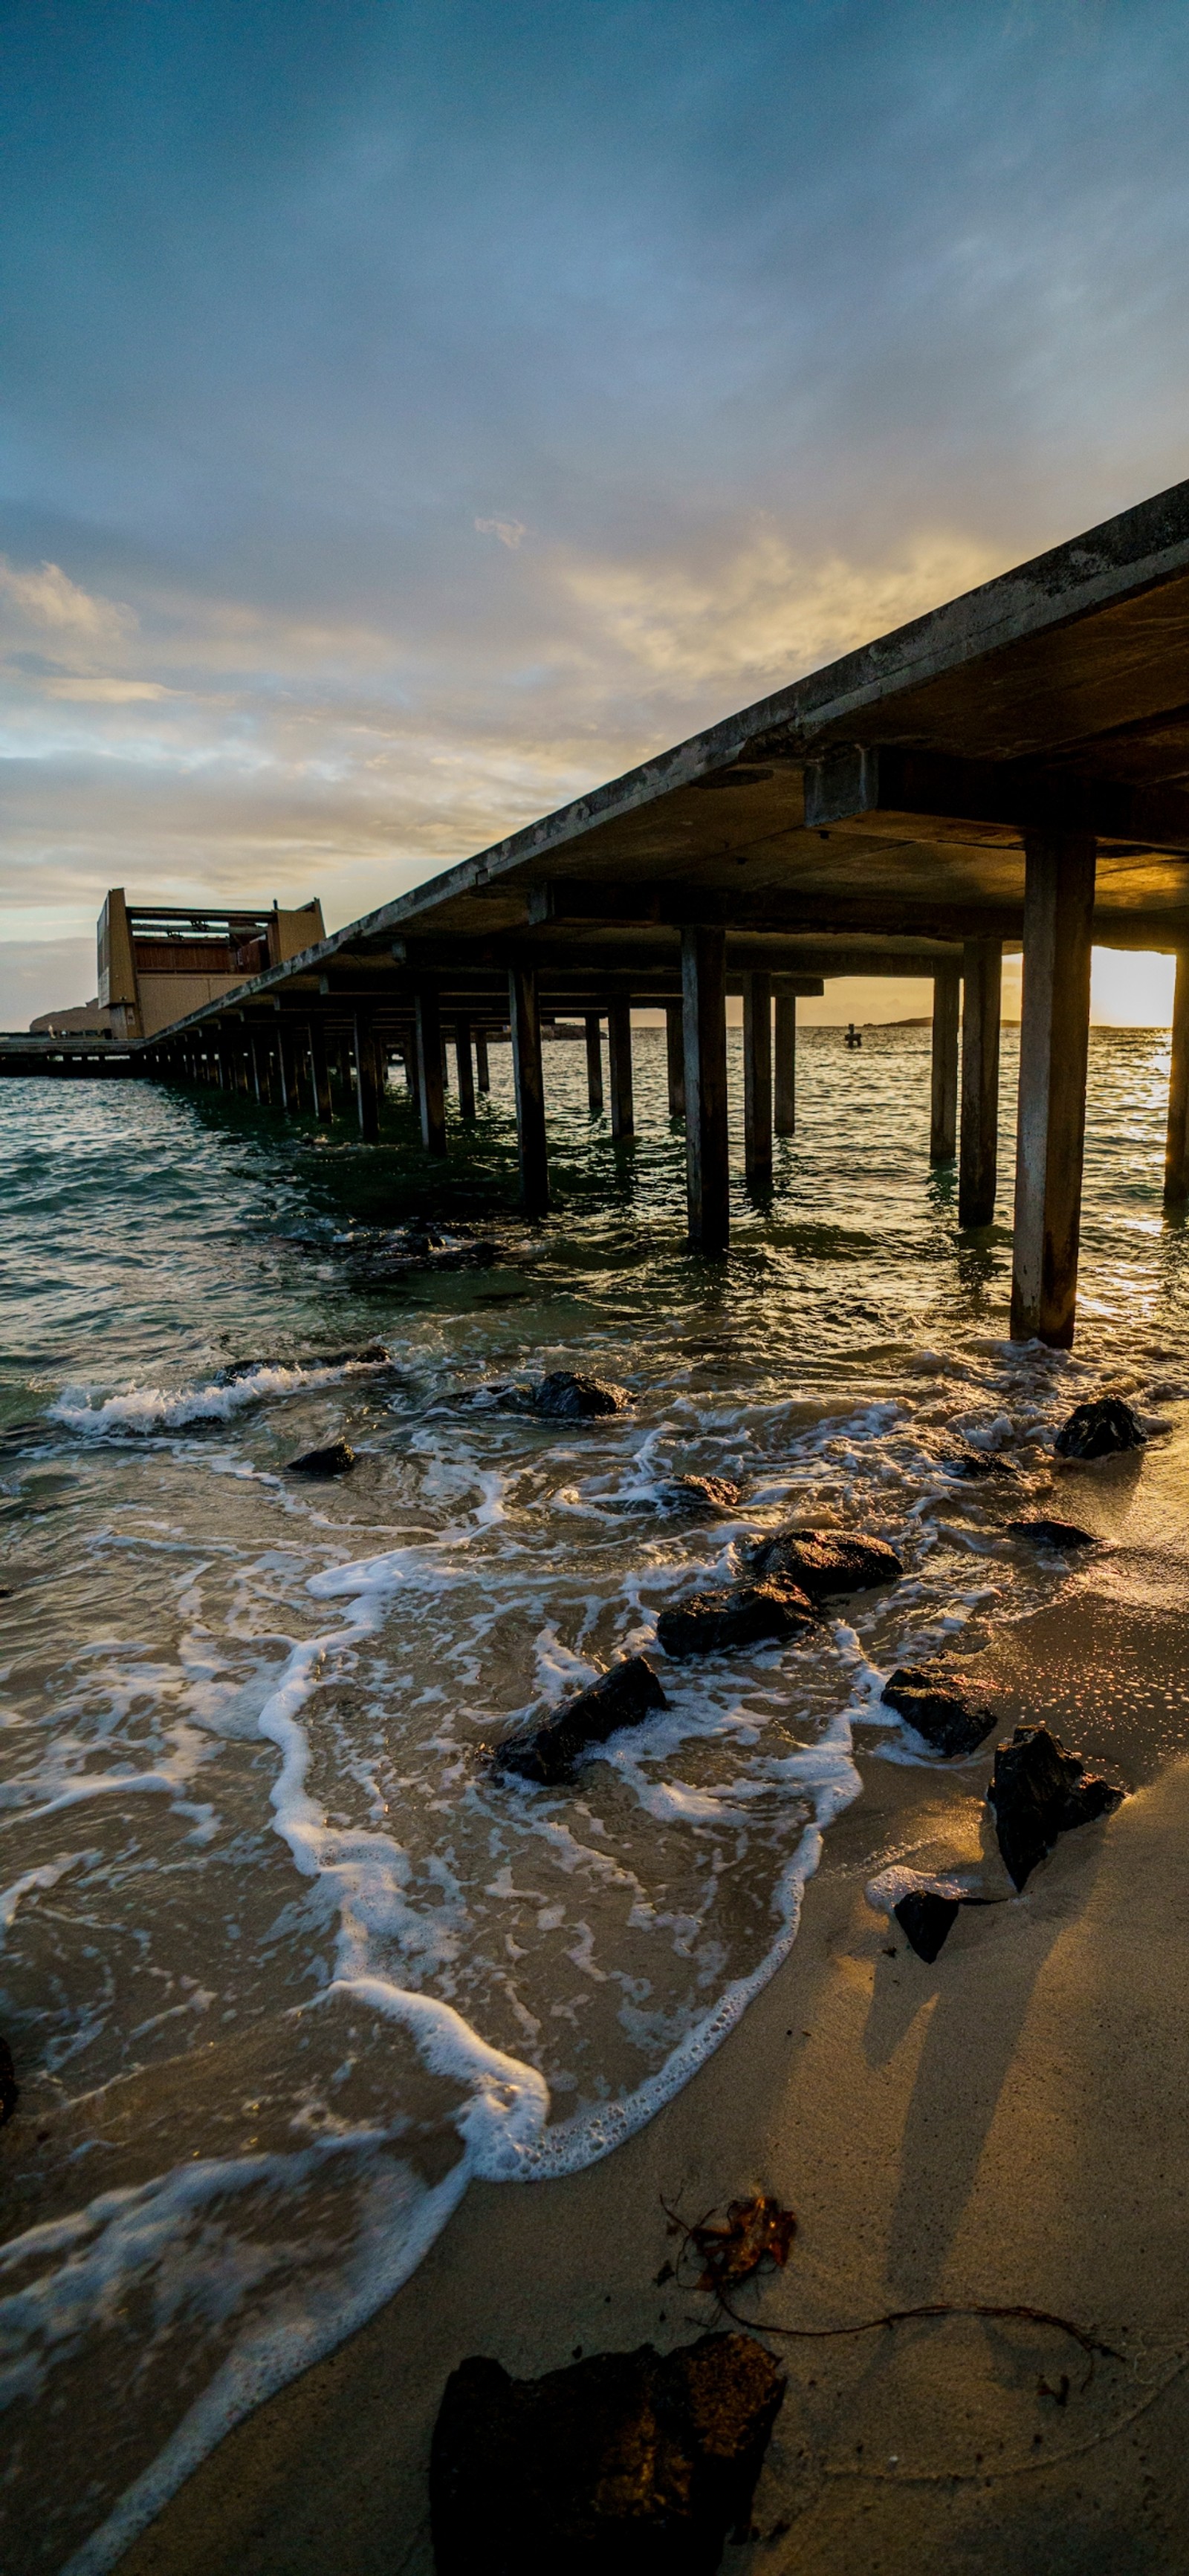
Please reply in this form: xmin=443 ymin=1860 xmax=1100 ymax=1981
xmin=474 ymin=517 xmax=528 ymax=549
xmin=42 ymin=677 xmax=175 ymax=702
xmin=0 ymin=558 xmax=131 ymax=643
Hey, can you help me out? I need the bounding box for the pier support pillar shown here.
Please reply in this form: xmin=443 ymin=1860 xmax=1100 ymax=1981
xmin=475 ymin=1029 xmax=490 ymax=1095
xmin=665 ymin=1002 xmax=685 ymax=1120
xmin=608 ymin=999 xmax=634 ymax=1138
xmin=354 ymin=1012 xmax=381 ymax=1142
xmin=415 ymin=984 xmax=447 ymax=1155
xmin=249 ymin=1036 xmax=262 ymax=1105
xmin=308 ymin=1019 xmax=332 ymax=1122
xmin=1010 ymin=830 xmax=1096 ymax=1347
xmin=681 ymin=926 xmax=730 ymax=1256
xmin=584 ymin=1013 xmax=604 ymax=1115
xmin=743 ymin=971 xmax=773 ymax=1193
xmin=1165 ymin=950 xmax=1189 ymax=1203
xmin=774 ymin=984 xmax=797 ymax=1135
xmin=930 ymin=964 xmax=960 ymax=1161
xmin=455 ymin=1017 xmax=477 ymax=1123
xmin=508 ymin=963 xmax=549 ymax=1216
xmin=959 ymin=938 xmax=1002 ymax=1227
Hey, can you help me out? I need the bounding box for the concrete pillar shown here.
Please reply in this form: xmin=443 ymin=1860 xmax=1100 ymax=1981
xmin=475 ymin=1029 xmax=490 ymax=1095
xmin=309 ymin=1019 xmax=332 ymax=1121
xmin=681 ymin=926 xmax=730 ymax=1256
xmin=608 ymin=999 xmax=634 ymax=1138
xmin=774 ymin=984 xmax=797 ymax=1136
xmin=743 ymin=970 xmax=773 ymax=1193
xmin=665 ymin=1002 xmax=685 ymax=1120
xmin=508 ymin=963 xmax=549 ymax=1216
xmin=1165 ymin=950 xmax=1189 ymax=1203
xmin=584 ymin=1013 xmax=604 ymax=1114
xmin=959 ymin=938 xmax=1002 ymax=1227
xmin=930 ymin=964 xmax=960 ymax=1160
xmin=353 ymin=1013 xmax=381 ymax=1141
xmin=415 ymin=984 xmax=447 ymax=1155
xmin=455 ymin=1017 xmax=477 ymax=1123
xmin=248 ymin=1036 xmax=262 ymax=1104
xmin=1010 ymin=830 xmax=1096 ymax=1347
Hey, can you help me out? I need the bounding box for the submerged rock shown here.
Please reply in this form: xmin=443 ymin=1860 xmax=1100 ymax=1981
xmin=218 ymin=1342 xmax=387 ymax=1384
xmin=657 ymin=1577 xmax=817 ymax=1659
xmin=1007 ymin=1518 xmax=1095 ymax=1549
xmin=532 ymin=1371 xmax=632 ymax=1419
xmin=496 ymin=1656 xmax=669 ymax=1785
xmin=0 ymin=2035 xmax=18 ymax=2126
xmin=893 ymin=1888 xmax=961 ymax=1962
xmin=286 ymin=1439 xmax=356 ymax=1479
xmin=941 ymin=1447 xmax=1016 ymax=1480
xmin=988 ymin=1722 xmax=1126 ymax=1890
xmin=430 ymin=2331 xmax=785 ymax=2576
xmin=881 ymin=1665 xmax=997 ymax=1758
xmin=747 ymin=1527 xmax=902 ymax=1598
xmin=655 ymin=1476 xmax=742 ymax=1517
xmin=1054 ymin=1395 xmax=1147 ymax=1461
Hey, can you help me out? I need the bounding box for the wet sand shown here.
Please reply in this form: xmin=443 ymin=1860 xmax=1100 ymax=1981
xmin=120 ymin=1448 xmax=1189 ymax=2576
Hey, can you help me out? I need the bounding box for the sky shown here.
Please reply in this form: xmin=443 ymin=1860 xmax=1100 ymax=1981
xmin=2 ymin=0 xmax=1188 ymax=1027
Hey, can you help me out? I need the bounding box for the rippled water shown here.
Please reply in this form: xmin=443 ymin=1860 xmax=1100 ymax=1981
xmin=2 ymin=1025 xmax=1187 ymax=2572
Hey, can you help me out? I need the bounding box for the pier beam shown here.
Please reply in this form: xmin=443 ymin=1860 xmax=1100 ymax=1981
xmin=1010 ymin=829 xmax=1096 ymax=1347
xmin=1165 ymin=950 xmax=1189 ymax=1202
xmin=455 ymin=1016 xmax=477 ymax=1123
xmin=930 ymin=964 xmax=960 ymax=1160
xmin=665 ymin=1002 xmax=685 ymax=1120
xmin=681 ymin=926 xmax=730 ymax=1256
xmin=415 ymin=984 xmax=447 ymax=1155
xmin=774 ymin=984 xmax=797 ymax=1136
xmin=584 ymin=1013 xmax=604 ymax=1115
xmin=308 ymin=1019 xmax=332 ymax=1122
xmin=353 ymin=1011 xmax=381 ymax=1143
xmin=959 ymin=938 xmax=1002 ymax=1227
xmin=475 ymin=1029 xmax=490 ymax=1095
xmin=608 ymin=999 xmax=634 ymax=1138
xmin=508 ymin=963 xmax=550 ymax=1216
xmin=743 ymin=970 xmax=773 ymax=1193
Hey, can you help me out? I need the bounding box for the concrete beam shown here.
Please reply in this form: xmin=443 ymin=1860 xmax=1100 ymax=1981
xmin=805 ymin=743 xmax=1189 ymax=854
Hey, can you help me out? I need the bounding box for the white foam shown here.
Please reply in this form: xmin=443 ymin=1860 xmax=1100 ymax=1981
xmin=49 ymin=1352 xmax=391 ymax=1437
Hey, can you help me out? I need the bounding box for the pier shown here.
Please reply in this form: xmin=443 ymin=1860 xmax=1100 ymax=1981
xmin=16 ymin=477 xmax=1189 ymax=1349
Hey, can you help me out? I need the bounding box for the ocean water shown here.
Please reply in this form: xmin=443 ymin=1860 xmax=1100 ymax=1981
xmin=1 ymin=1023 xmax=1187 ymax=2572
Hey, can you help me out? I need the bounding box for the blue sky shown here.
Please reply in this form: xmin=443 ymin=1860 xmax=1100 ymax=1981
xmin=1 ymin=0 xmax=1188 ymax=1020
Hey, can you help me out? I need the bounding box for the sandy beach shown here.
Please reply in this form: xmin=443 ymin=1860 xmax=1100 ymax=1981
xmin=118 ymin=1438 xmax=1189 ymax=2576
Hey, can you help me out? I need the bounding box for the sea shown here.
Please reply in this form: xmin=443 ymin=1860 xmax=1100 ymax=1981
xmin=1 ymin=1022 xmax=1186 ymax=2572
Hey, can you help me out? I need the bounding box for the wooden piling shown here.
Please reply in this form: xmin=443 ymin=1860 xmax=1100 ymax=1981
xmin=959 ymin=938 xmax=1002 ymax=1227
xmin=774 ymin=984 xmax=797 ymax=1136
xmin=1010 ymin=830 xmax=1096 ymax=1346
xmin=455 ymin=1016 xmax=477 ymax=1123
xmin=308 ymin=1019 xmax=332 ymax=1122
xmin=665 ymin=1002 xmax=685 ymax=1119
xmin=415 ymin=984 xmax=447 ymax=1155
xmin=608 ymin=999 xmax=634 ymax=1138
xmin=584 ymin=1013 xmax=604 ymax=1114
xmin=354 ymin=1012 xmax=381 ymax=1143
xmin=743 ymin=970 xmax=773 ymax=1192
xmin=508 ymin=963 xmax=550 ymax=1216
xmin=930 ymin=964 xmax=960 ymax=1160
xmin=681 ymin=927 xmax=730 ymax=1256
xmin=1165 ymin=950 xmax=1189 ymax=1202
xmin=475 ymin=1029 xmax=490 ymax=1095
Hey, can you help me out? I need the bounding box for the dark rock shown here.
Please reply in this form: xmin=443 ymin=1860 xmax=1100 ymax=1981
xmin=0 ymin=2035 xmax=18 ymax=2126
xmin=496 ymin=1656 xmax=669 ymax=1786
xmin=218 ymin=1341 xmax=387 ymax=1384
xmin=657 ymin=1577 xmax=817 ymax=1659
xmin=881 ymin=1665 xmax=997 ymax=1758
xmin=286 ymin=1439 xmax=356 ymax=1479
xmin=893 ymin=1889 xmax=961 ymax=1962
xmin=1008 ymin=1518 xmax=1095 ymax=1549
xmin=532 ymin=1371 xmax=632 ymax=1419
xmin=655 ymin=1476 xmax=742 ymax=1516
xmin=1054 ymin=1395 xmax=1147 ymax=1461
xmin=430 ymin=2331 xmax=785 ymax=2576
xmin=747 ymin=1527 xmax=903 ymax=1598
xmin=988 ymin=1722 xmax=1126 ymax=1890
xmin=941 ymin=1447 xmax=1016 ymax=1480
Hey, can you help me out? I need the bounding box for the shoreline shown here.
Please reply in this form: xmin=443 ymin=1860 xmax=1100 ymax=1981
xmin=119 ymin=1545 xmax=1189 ymax=2575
